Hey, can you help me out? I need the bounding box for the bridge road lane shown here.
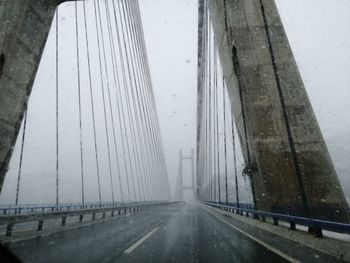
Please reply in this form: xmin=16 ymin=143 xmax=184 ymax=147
xmin=114 ymin=202 xmax=289 ymax=263
xmin=6 ymin=202 xmax=291 ymax=263
xmin=6 ymin=204 xmax=182 ymax=263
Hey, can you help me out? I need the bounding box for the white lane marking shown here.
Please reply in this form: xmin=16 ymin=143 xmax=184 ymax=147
xmin=201 ymin=205 xmax=300 ymax=263
xmin=123 ymin=226 xmax=160 ymax=254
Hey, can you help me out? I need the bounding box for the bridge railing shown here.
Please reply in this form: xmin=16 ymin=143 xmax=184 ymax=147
xmin=204 ymin=201 xmax=350 ymax=238
xmin=0 ymin=201 xmax=147 ymax=216
xmin=0 ymin=201 xmax=179 ymax=238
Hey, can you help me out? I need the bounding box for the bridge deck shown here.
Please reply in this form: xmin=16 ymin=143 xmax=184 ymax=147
xmin=6 ymin=202 xmax=343 ymax=263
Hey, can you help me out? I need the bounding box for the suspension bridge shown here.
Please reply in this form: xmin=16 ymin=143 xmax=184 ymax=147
xmin=0 ymin=0 xmax=349 ymax=262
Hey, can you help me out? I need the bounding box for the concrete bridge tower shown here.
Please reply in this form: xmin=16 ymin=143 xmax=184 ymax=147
xmin=0 ymin=0 xmax=68 ymax=191
xmin=200 ymin=0 xmax=348 ymax=220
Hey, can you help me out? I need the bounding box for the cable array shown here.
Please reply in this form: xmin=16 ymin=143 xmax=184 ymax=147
xmin=7 ymin=0 xmax=170 ymax=206
xmin=196 ymin=0 xmax=251 ymax=205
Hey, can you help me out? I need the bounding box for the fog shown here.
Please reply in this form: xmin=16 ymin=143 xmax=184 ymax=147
xmin=0 ymin=0 xmax=349 ymax=204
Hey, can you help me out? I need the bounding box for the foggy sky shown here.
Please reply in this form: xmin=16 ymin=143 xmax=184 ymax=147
xmin=0 ymin=0 xmax=349 ymax=204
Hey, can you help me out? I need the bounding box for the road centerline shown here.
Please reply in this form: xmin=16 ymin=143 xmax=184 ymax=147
xmin=123 ymin=226 xmax=160 ymax=255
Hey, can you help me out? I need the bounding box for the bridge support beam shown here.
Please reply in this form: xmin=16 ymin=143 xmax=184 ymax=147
xmin=0 ymin=0 xmax=70 ymax=192
xmin=205 ymin=0 xmax=348 ymax=221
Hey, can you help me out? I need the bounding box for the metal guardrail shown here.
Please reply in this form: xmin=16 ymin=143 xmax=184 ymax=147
xmin=204 ymin=201 xmax=350 ymax=238
xmin=0 ymin=201 xmax=177 ymax=237
xmin=0 ymin=201 xmax=149 ymax=216
xmin=208 ymin=201 xmax=255 ymax=210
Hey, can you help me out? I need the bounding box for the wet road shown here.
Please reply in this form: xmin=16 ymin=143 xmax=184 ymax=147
xmin=8 ymin=203 xmax=289 ymax=263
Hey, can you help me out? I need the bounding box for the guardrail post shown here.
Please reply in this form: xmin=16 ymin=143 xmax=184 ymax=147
xmin=102 ymin=212 xmax=106 ymax=219
xmin=273 ymin=217 xmax=278 ymax=226
xmin=62 ymin=217 xmax=66 ymax=226
xmin=308 ymin=226 xmax=323 ymax=238
xmin=6 ymin=223 xmax=14 ymax=237
xmin=246 ymin=212 xmax=249 ymax=217
xmin=79 ymin=215 xmax=83 ymax=223
xmin=315 ymin=227 xmax=323 ymax=238
xmin=111 ymin=211 xmax=114 ymax=217
xmin=261 ymin=216 xmax=266 ymax=222
xmin=92 ymin=213 xmax=96 ymax=221
xmin=290 ymin=221 xmax=296 ymax=230
xmin=37 ymin=220 xmax=44 ymax=231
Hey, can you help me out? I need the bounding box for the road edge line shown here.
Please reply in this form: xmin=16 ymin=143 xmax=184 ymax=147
xmin=201 ymin=204 xmax=300 ymax=263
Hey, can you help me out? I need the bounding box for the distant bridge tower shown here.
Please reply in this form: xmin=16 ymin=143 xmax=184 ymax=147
xmin=174 ymin=149 xmax=195 ymax=201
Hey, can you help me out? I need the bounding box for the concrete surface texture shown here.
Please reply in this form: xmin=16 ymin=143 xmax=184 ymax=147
xmin=207 ymin=0 xmax=348 ymax=220
xmin=0 ymin=0 xmax=69 ymax=192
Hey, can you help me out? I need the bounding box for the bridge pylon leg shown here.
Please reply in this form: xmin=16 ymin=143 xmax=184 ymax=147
xmin=0 ymin=0 xmax=71 ymax=192
xmin=204 ymin=0 xmax=349 ymax=222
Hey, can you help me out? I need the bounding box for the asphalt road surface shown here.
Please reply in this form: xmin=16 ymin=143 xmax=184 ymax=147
xmin=7 ymin=202 xmax=291 ymax=263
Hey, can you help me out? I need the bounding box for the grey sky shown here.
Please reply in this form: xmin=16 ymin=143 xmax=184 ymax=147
xmin=0 ymin=0 xmax=349 ymax=204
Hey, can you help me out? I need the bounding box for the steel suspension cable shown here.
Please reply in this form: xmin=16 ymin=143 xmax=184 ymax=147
xmin=74 ymin=1 xmax=85 ymax=205
xmin=105 ymin=0 xmax=132 ymax=203
xmin=214 ymin=46 xmax=221 ymax=203
xmin=118 ymin=0 xmax=158 ymax=201
xmin=120 ymin=0 xmax=156 ymax=202
xmin=132 ymin=0 xmax=171 ymax=199
xmin=203 ymin=0 xmax=209 ymax=200
xmin=109 ymin=0 xmax=136 ymax=203
xmin=228 ymin=86 xmax=239 ymax=206
xmin=15 ymin=111 xmax=28 ymax=206
xmin=125 ymin=0 xmax=162 ymax=201
xmin=223 ymin=76 xmax=228 ymax=204
xmin=196 ymin=0 xmax=204 ymax=200
xmin=93 ymin=0 xmax=115 ymax=203
xmin=116 ymin=0 xmax=146 ymax=201
xmin=208 ymin=18 xmax=213 ymax=202
xmin=125 ymin=0 xmax=166 ymax=200
xmin=82 ymin=0 xmax=102 ymax=204
xmin=201 ymin=12 xmax=208 ymax=200
xmin=55 ymin=9 xmax=59 ymax=206
xmin=111 ymin=0 xmax=139 ymax=202
xmin=212 ymin=46 xmax=217 ymax=203
xmin=100 ymin=0 xmax=125 ymax=203
xmin=126 ymin=0 xmax=155 ymax=202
